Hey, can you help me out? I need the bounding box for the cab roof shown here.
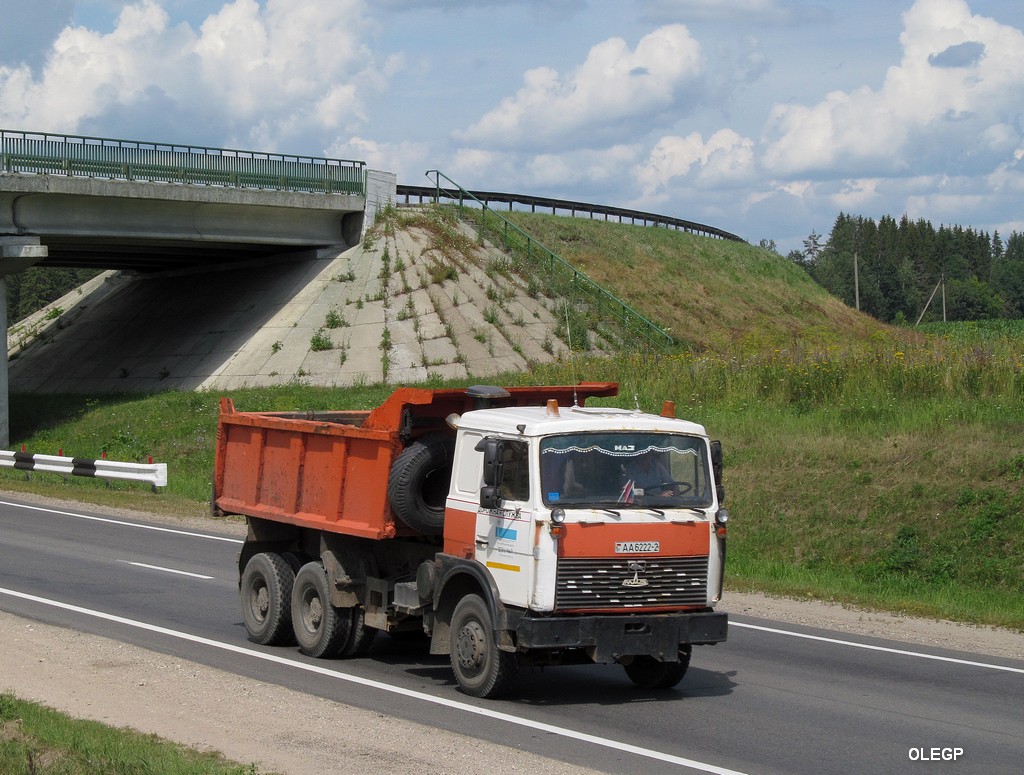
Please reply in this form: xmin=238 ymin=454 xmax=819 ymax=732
xmin=457 ymin=403 xmax=708 ymax=439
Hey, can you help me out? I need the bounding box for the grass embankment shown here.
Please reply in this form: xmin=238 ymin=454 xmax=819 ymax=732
xmin=501 ymin=211 xmax=888 ymax=351
xmin=0 ymin=692 xmax=271 ymax=774
xmin=3 ymin=324 xmax=1023 ymax=631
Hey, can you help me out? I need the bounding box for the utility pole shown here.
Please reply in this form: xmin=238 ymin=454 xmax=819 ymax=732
xmin=915 ymin=274 xmax=946 ymax=325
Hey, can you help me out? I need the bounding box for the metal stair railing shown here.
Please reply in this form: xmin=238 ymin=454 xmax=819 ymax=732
xmin=423 ymin=170 xmax=674 ymax=351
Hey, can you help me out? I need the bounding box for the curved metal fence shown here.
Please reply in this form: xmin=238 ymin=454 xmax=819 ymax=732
xmin=1 ymin=128 xmax=366 ymax=195
xmin=397 ymin=184 xmax=745 ymax=243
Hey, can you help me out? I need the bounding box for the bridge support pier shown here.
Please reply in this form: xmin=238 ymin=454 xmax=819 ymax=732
xmin=0 ymin=237 xmax=48 ymax=447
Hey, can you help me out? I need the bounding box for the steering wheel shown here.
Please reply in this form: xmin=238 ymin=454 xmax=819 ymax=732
xmin=645 ymin=480 xmax=693 ymax=495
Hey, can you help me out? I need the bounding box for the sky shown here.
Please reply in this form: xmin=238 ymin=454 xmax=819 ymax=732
xmin=1 ymin=0 xmax=1023 ymax=253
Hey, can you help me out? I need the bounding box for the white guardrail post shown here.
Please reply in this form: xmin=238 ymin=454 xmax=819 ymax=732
xmin=0 ymin=450 xmax=168 ymax=489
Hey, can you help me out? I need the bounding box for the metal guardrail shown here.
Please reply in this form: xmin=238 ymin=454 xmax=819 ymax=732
xmin=1 ymin=128 xmax=366 ymax=196
xmin=397 ymin=184 xmax=745 ymax=243
xmin=421 ymin=170 xmax=675 ymax=350
xmin=0 ymin=449 xmax=167 ymax=489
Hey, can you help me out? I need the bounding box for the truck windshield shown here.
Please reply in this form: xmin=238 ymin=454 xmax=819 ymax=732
xmin=540 ymin=432 xmax=713 ymax=509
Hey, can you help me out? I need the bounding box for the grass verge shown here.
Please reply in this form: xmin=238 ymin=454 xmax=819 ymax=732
xmin=0 ymin=692 xmax=272 ymax=774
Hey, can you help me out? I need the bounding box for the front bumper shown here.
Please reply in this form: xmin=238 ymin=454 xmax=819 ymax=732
xmin=515 ymin=610 xmax=727 ymax=662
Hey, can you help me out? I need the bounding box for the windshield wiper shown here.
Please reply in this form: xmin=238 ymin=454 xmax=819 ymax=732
xmin=549 ymin=500 xmax=622 ymax=517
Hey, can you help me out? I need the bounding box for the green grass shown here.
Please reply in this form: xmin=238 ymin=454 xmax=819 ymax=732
xmin=0 ymin=692 xmax=273 ymax=774
xmin=499 ymin=211 xmax=890 ymax=352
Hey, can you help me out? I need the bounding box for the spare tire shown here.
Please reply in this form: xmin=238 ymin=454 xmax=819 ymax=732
xmin=388 ymin=433 xmax=455 ymax=535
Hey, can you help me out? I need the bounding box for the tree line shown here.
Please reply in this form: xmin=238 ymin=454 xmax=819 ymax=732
xmin=781 ymin=213 xmax=1024 ymax=324
xmin=5 ymin=267 xmax=101 ymax=322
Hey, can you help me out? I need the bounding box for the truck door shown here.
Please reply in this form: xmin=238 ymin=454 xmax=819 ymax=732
xmin=475 ymin=439 xmax=533 ymax=608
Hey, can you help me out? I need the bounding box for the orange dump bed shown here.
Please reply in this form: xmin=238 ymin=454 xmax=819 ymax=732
xmin=214 ymin=383 xmax=618 ymax=539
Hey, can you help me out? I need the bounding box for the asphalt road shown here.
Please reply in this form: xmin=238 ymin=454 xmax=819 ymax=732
xmin=0 ymin=496 xmax=1020 ymax=775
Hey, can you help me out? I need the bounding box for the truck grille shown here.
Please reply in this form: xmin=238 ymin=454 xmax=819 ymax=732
xmin=555 ymin=556 xmax=709 ymax=610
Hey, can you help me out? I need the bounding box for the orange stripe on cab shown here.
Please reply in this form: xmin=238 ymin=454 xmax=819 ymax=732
xmin=559 ymin=520 xmax=710 ymax=558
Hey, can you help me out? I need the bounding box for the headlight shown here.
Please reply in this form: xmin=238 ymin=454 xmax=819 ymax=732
xmin=715 ymin=509 xmax=730 ymax=525
xmin=550 ymin=507 xmax=566 ymax=524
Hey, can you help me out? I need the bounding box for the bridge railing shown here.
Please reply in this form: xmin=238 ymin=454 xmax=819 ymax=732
xmin=422 ymin=170 xmax=675 ymax=351
xmin=398 ymin=184 xmax=745 ymax=243
xmin=0 ymin=129 xmax=366 ymax=196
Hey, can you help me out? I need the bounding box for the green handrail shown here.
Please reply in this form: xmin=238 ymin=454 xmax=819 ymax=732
xmin=424 ymin=170 xmax=674 ymax=350
xmin=0 ymin=128 xmax=366 ymax=196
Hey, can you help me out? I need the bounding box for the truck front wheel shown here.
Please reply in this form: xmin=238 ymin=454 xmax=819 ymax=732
xmin=450 ymin=594 xmax=517 ymax=698
xmin=623 ymin=646 xmax=692 ymax=690
xmin=240 ymin=552 xmax=295 ymax=646
xmin=292 ymin=562 xmax=352 ymax=658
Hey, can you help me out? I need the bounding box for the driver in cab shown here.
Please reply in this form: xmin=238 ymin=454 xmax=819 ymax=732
xmin=622 ymin=450 xmax=677 ymax=498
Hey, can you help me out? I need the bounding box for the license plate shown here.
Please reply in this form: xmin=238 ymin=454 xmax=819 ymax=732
xmin=614 ymin=541 xmax=660 ymax=553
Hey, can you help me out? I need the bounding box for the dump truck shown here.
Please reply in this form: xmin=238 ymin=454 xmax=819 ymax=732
xmin=214 ymin=383 xmax=728 ymax=698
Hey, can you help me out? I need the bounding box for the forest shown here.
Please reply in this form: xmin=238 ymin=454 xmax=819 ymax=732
xmin=790 ymin=213 xmax=1024 ymax=324
xmin=4 ymin=267 xmax=100 ymax=322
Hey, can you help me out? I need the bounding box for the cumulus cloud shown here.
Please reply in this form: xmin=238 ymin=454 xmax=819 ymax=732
xmin=635 ymin=129 xmax=756 ymax=197
xmin=0 ymin=0 xmax=390 ymax=152
xmin=455 ymin=24 xmax=703 ymax=151
xmin=446 ymin=144 xmax=641 ymax=194
xmin=326 ymin=136 xmax=430 ymax=181
xmin=761 ymin=0 xmax=1024 ymax=179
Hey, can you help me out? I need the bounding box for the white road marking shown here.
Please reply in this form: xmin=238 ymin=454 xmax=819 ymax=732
xmin=0 ymin=499 xmax=243 ymax=544
xmin=0 ymin=586 xmax=746 ymax=775
xmin=731 ymin=621 xmax=1024 ymax=674
xmin=120 ymin=561 xmax=214 ymax=580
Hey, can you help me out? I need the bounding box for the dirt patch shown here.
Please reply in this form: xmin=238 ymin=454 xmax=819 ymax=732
xmin=0 ymin=612 xmax=603 ymax=775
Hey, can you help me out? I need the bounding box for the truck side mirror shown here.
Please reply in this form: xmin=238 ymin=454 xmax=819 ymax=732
xmin=479 ymin=485 xmax=502 ymax=510
xmin=710 ymin=440 xmax=725 ymax=504
xmin=476 ymin=437 xmax=505 ymax=486
xmin=476 ymin=437 xmax=505 ymax=509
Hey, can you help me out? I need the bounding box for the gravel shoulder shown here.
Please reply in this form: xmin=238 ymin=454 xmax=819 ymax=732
xmin=1 ymin=494 xmax=1022 ymax=774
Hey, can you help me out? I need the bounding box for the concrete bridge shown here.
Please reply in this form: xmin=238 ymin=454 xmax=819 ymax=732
xmin=0 ymin=129 xmax=395 ymax=445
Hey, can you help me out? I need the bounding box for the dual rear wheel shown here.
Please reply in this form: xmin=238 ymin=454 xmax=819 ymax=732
xmin=240 ymin=552 xmax=375 ymax=657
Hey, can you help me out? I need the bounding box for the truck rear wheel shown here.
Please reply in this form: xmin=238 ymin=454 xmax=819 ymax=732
xmin=450 ymin=594 xmax=517 ymax=698
xmin=240 ymin=552 xmax=295 ymax=646
xmin=292 ymin=562 xmax=352 ymax=658
xmin=338 ymin=606 xmax=376 ymax=657
xmin=388 ymin=433 xmax=454 ymax=535
xmin=623 ymin=646 xmax=692 ymax=690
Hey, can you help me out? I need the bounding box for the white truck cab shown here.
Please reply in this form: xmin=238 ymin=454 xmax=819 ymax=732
xmin=436 ymin=395 xmax=728 ymax=695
